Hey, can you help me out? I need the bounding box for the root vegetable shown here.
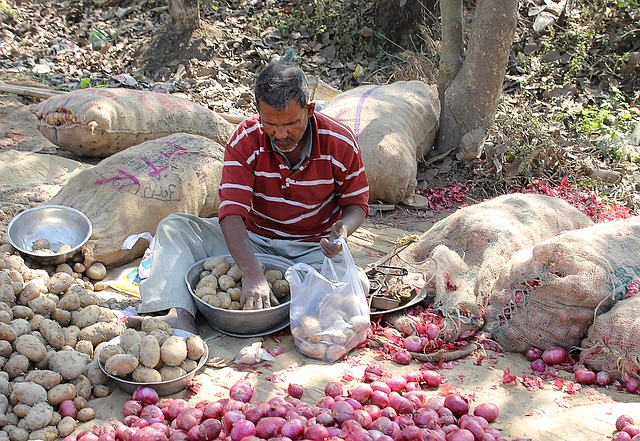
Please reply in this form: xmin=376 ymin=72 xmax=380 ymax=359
xmin=229 ymin=380 xmax=254 ymax=403
xmin=444 ymin=394 xmax=469 ymax=418
xmin=540 ymin=346 xmax=567 ymax=365
xmin=473 ymin=403 xmax=499 ymax=423
xmin=160 ymin=336 xmax=188 ymax=367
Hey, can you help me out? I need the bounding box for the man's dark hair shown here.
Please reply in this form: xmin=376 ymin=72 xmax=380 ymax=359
xmin=254 ymin=60 xmax=309 ymax=110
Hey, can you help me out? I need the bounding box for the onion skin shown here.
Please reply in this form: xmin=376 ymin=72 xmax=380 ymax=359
xmin=540 ymin=347 xmax=567 ymax=365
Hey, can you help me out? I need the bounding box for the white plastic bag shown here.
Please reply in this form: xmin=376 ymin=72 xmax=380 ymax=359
xmin=285 ymin=238 xmax=370 ymax=362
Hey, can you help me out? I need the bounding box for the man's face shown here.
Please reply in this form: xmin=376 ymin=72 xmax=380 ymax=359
xmin=257 ymin=99 xmax=315 ymax=152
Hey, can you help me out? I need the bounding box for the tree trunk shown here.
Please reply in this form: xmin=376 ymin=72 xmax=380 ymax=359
xmin=435 ymin=0 xmax=518 ymax=159
xmin=168 ymin=0 xmax=200 ymax=33
xmin=437 ymin=0 xmax=463 ymax=103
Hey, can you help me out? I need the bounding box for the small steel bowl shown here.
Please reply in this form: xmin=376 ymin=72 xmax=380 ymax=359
xmin=97 ymin=329 xmax=209 ymax=396
xmin=6 ymin=205 xmax=92 ymax=265
xmin=185 ymin=254 xmax=293 ymax=337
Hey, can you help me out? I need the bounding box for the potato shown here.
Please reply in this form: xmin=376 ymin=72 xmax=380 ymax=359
xmin=104 ymin=353 xmax=139 ymax=377
xmin=48 ymin=350 xmax=91 ymax=380
xmin=39 ymin=319 xmax=65 ymax=349
xmin=149 ymin=329 xmax=171 ymax=346
xmin=271 ymin=279 xmax=290 ymax=298
xmin=5 ymin=354 xmax=29 ymax=379
xmin=141 ymin=318 xmax=172 ymax=335
xmin=85 ymin=361 xmax=108 ymax=386
xmin=325 ymin=344 xmax=347 ymax=361
xmin=131 ymin=366 xmax=162 ymax=383
xmin=0 ymin=323 xmax=17 ymax=343
xmin=186 ymin=335 xmax=206 ymax=360
xmin=226 ymin=265 xmax=242 ymax=282
xmin=12 ymin=382 xmax=47 ymax=406
xmin=159 ymin=366 xmax=186 ymax=382
xmin=29 ymin=426 xmax=58 ymax=441
xmin=120 ymin=328 xmax=143 ymax=353
xmin=227 ymin=287 xmax=241 ymax=302
xmin=0 ymin=283 xmax=16 ymax=305
xmin=196 ymin=274 xmax=218 ymax=291
xmin=24 ymin=370 xmax=62 ymax=390
xmin=202 ymin=294 xmax=221 ymax=308
xmin=74 ymin=375 xmax=92 ymax=400
xmin=72 ymin=305 xmax=116 ymax=329
xmin=78 ymin=321 xmax=125 ymax=347
xmin=92 ymin=384 xmax=111 ymax=398
xmin=160 ymin=336 xmax=188 ymax=367
xmin=202 ymin=257 xmax=228 ymax=272
xmin=8 ymin=427 xmax=29 ymax=441
xmin=9 ymin=318 xmax=30 ymax=338
xmin=46 ymin=383 xmax=76 ymax=406
xmin=14 ymin=334 xmax=47 ymax=363
xmin=50 ymin=308 xmax=72 ymax=327
xmin=264 ymin=269 xmax=283 ymax=283
xmin=296 ymin=339 xmax=327 ymax=359
xmin=27 ymin=296 xmax=56 ymax=316
xmin=11 ymin=305 xmax=34 ymax=320
xmin=23 ymin=402 xmax=54 ymax=431
xmin=218 ymin=275 xmax=235 ymax=292
xmin=74 ymin=340 xmax=93 ymax=357
xmin=85 ymin=262 xmax=106 ymax=280
xmin=57 ymin=293 xmax=81 ymax=311
xmin=195 ymin=285 xmax=216 ymax=299
xmin=216 ymin=291 xmax=232 ymax=309
xmin=180 ymin=359 xmax=197 ymax=373
xmin=63 ymin=325 xmax=81 ymax=349
xmin=229 ymin=301 xmax=241 ymax=310
xmin=77 ymin=406 xmax=95 ymax=422
xmin=0 ymin=340 xmax=12 ymax=357
xmin=139 ymin=335 xmax=161 ymax=368
xmin=57 ymin=416 xmax=77 ymax=437
xmin=47 ymin=272 xmax=74 ymax=295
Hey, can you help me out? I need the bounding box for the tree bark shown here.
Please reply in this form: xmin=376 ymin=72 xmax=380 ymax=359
xmin=437 ymin=0 xmax=464 ymax=103
xmin=168 ymin=0 xmax=201 ymax=33
xmin=435 ymin=0 xmax=518 ymax=159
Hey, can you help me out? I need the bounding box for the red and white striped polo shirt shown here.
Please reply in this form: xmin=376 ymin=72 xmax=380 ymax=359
xmin=218 ymin=112 xmax=369 ymax=242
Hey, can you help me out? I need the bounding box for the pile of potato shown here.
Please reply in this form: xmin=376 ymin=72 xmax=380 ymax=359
xmin=0 ymin=246 xmax=133 ymax=441
xmin=193 ymin=256 xmax=290 ymax=310
xmin=100 ymin=320 xmax=206 ymax=384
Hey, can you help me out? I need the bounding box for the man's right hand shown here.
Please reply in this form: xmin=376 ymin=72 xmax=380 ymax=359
xmin=240 ymin=273 xmax=272 ymax=310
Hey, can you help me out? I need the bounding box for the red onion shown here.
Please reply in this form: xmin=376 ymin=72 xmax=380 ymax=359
xmin=168 ymin=430 xmax=189 ymax=441
xmin=541 ymin=347 xmax=567 ymax=365
xmin=133 ymin=387 xmax=159 ymax=405
xmin=404 ymin=371 xmax=423 ymax=383
xmin=229 ymin=419 xmax=255 ymax=441
xmin=422 ymin=370 xmax=443 ymax=388
xmin=350 ymin=384 xmax=373 ymax=404
xmin=414 ymin=408 xmax=440 ymax=429
xmin=332 ymin=400 xmax=356 ymax=425
xmin=425 ymin=323 xmax=440 ymax=340
xmin=529 ymin=359 xmax=546 ymax=373
xmin=222 ymin=410 xmax=246 ymax=433
xmin=244 ymin=402 xmax=270 ymax=424
xmin=370 ymin=393 xmax=389 ymax=412
xmin=595 ymin=371 xmax=611 ymax=386
xmin=229 ymin=380 xmax=254 ymax=403
xmin=446 ymin=428 xmax=475 ymax=441
xmin=524 ymin=347 xmax=542 ymax=362
xmin=166 ymin=399 xmax=191 ymax=420
xmin=77 ymin=433 xmax=99 ymax=441
xmin=460 ymin=417 xmax=485 ymax=440
xmin=617 ymin=415 xmax=636 ymax=431
xmin=370 ymin=381 xmax=392 ymax=394
xmin=150 ymin=423 xmax=170 ymax=438
xmin=132 ymin=427 xmax=167 ymax=441
xmin=370 ymin=416 xmax=395 ymax=436
xmin=131 ymin=418 xmax=150 ymax=429
xmin=315 ymin=395 xmax=335 ymax=409
xmin=393 ymin=349 xmax=413 ymax=366
xmin=175 ymin=408 xmax=203 ymax=432
xmin=354 ymin=408 xmax=373 ymax=428
xmin=444 ymin=394 xmax=469 ymax=418
xmin=304 ymin=424 xmax=329 ymax=441
xmin=386 ymin=376 xmax=408 ymax=393
xmin=625 ymin=377 xmax=640 ymax=394
xmin=574 ymin=369 xmax=596 ymax=385
xmin=59 ymin=399 xmax=78 ymax=418
xmin=123 ymin=400 xmax=144 ymax=418
xmin=223 ymin=399 xmax=245 ymax=413
xmin=380 ymin=406 xmax=398 ymax=420
xmin=324 ymin=381 xmax=343 ymax=397
xmin=281 ymin=418 xmax=305 ymax=439
xmin=287 ymin=383 xmax=303 ymax=399
xmin=140 ymin=405 xmax=165 ymax=425
xmin=404 ymin=335 xmax=425 ymax=352
xmin=612 ymin=432 xmax=632 ymax=441
xmin=314 ymin=408 xmax=335 ymax=427
xmin=388 ymin=392 xmax=415 ymax=414
xmin=473 ymin=403 xmax=499 ymax=423
xmin=255 ymin=416 xmax=286 ymax=439
xmin=623 ymin=425 xmax=640 ymax=437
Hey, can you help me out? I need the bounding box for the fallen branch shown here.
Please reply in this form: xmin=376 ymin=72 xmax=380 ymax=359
xmin=368 ymin=335 xmax=480 ymax=363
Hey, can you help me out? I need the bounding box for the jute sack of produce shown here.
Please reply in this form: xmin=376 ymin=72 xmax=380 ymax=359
xmin=35 ymin=88 xmax=233 ymax=158
xmin=484 ymin=217 xmax=640 ymax=353
xmin=379 ymin=193 xmax=594 ymax=341
xmin=580 ymin=295 xmax=640 ymax=380
xmin=321 ymin=81 xmax=439 ymax=204
xmin=48 ymin=133 xmax=225 ymax=268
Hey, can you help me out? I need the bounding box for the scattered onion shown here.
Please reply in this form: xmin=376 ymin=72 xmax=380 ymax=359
xmin=540 ymin=346 xmax=567 ymax=365
xmin=574 ymin=369 xmax=596 ymax=385
xmin=524 ymin=347 xmax=542 ymax=362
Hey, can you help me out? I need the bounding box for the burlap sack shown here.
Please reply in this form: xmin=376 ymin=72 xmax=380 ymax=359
xmin=580 ymin=295 xmax=640 ymax=380
xmin=321 ymin=81 xmax=440 ymax=204
xmin=485 ymin=217 xmax=640 ymax=353
xmin=35 ymin=88 xmax=233 ymax=158
xmin=381 ymin=193 xmax=594 ymax=341
xmin=48 ymin=133 xmax=225 ymax=268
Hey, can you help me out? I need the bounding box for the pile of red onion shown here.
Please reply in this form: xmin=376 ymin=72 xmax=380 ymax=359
xmin=525 ymin=346 xmax=640 ymax=394
xmin=612 ymin=415 xmax=640 ymax=440
xmin=64 ymin=366 xmax=526 ymax=441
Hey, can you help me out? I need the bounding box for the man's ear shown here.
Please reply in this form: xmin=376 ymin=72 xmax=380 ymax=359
xmin=307 ymin=102 xmax=316 ymax=117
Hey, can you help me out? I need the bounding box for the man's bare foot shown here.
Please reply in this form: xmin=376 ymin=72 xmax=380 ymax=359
xmin=126 ymin=308 xmax=197 ymax=334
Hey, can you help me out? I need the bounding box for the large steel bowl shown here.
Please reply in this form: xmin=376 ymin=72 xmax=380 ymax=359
xmin=6 ymin=205 xmax=92 ymax=265
xmin=185 ymin=254 xmax=293 ymax=337
xmin=97 ymin=329 xmax=209 ymax=396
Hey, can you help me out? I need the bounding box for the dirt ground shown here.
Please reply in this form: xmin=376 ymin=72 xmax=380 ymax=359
xmin=1 ymin=94 xmax=639 ymax=441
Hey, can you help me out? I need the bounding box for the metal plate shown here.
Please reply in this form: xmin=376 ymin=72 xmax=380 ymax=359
xmin=369 ymin=289 xmax=427 ymax=316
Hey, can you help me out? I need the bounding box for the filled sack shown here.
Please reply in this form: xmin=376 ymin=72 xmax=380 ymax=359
xmin=380 ymin=193 xmax=594 ymax=341
xmin=48 ymin=133 xmax=225 ymax=268
xmin=485 ymin=217 xmax=640 ymax=353
xmin=321 ymin=81 xmax=439 ymax=204
xmin=35 ymin=88 xmax=233 ymax=158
